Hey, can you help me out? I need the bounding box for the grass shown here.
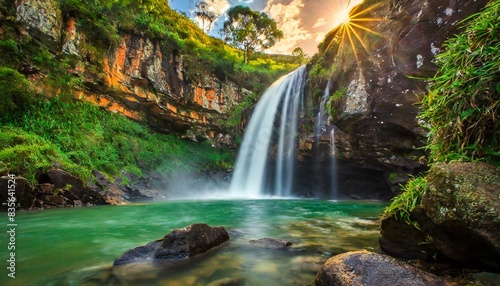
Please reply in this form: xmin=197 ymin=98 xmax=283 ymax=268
xmin=2 ymin=98 xmax=236 ymax=183
xmin=419 ymin=0 xmax=500 ymax=166
xmin=383 ymin=176 xmax=427 ymax=225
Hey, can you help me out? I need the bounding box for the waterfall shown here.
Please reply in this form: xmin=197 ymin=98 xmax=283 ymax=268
xmin=330 ymin=127 xmax=338 ymax=199
xmin=315 ymin=80 xmax=332 ymax=141
xmin=330 ymin=128 xmax=336 ymax=156
xmin=229 ymin=66 xmax=307 ymax=197
xmin=312 ymin=80 xmax=340 ymax=199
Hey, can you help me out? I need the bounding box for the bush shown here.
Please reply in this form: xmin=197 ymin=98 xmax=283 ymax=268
xmin=0 ymin=67 xmax=34 ymax=120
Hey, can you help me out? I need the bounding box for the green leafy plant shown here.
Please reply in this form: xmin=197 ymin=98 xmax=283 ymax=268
xmin=383 ymin=176 xmax=427 ymax=225
xmin=420 ymin=1 xmax=500 ymax=166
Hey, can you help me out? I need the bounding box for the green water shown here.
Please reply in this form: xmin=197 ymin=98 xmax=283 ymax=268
xmin=0 ymin=199 xmax=386 ymax=285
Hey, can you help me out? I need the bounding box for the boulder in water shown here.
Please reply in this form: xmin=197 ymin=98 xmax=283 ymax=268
xmin=313 ymin=250 xmax=446 ymax=286
xmin=114 ymin=223 xmax=229 ymax=265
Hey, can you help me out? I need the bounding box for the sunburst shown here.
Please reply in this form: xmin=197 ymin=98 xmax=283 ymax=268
xmin=324 ymin=1 xmax=385 ymax=64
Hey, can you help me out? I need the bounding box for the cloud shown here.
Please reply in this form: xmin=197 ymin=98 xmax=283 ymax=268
xmin=315 ymin=32 xmax=326 ymax=42
xmin=312 ymin=18 xmax=326 ymax=28
xmin=263 ymin=0 xmax=311 ymax=54
xmin=211 ymin=0 xmax=231 ymax=14
xmin=193 ymin=0 xmax=231 ymax=32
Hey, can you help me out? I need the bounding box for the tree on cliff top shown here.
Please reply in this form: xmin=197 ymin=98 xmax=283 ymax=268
xmin=221 ymin=5 xmax=283 ymax=64
xmin=194 ymin=0 xmax=219 ymax=32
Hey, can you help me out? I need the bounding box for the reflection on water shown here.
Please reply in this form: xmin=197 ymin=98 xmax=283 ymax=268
xmin=0 ymin=200 xmax=386 ymax=285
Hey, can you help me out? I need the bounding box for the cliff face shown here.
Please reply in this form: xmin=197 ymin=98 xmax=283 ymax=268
xmin=300 ymin=0 xmax=490 ymax=198
xmin=14 ymin=0 xmax=244 ymax=137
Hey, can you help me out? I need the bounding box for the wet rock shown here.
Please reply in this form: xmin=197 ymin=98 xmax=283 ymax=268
xmin=44 ymin=194 xmax=66 ymax=206
xmin=92 ymin=170 xmax=111 ymax=188
xmin=39 ymin=168 xmax=84 ymax=190
xmin=0 ymin=176 xmax=33 ymax=210
xmin=113 ymin=223 xmax=229 ymax=265
xmin=249 ymin=238 xmax=292 ymax=249
xmin=379 ymin=210 xmax=436 ymax=260
xmin=37 ymin=183 xmax=54 ymax=194
xmin=313 ymin=250 xmax=447 ymax=286
xmin=100 ymin=184 xmax=127 ymax=205
xmin=421 ymin=162 xmax=500 ymax=271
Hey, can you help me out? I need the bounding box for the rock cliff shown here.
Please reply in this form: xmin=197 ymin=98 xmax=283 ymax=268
xmin=14 ymin=0 xmax=245 ymax=137
xmin=301 ymin=0 xmax=490 ymax=198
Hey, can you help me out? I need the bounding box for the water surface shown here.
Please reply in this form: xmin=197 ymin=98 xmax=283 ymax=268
xmin=0 ymin=199 xmax=386 ymax=285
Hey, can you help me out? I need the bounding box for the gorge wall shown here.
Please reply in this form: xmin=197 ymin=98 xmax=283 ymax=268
xmin=13 ymin=0 xmax=245 ymax=139
xmin=299 ymin=0 xmax=490 ymax=199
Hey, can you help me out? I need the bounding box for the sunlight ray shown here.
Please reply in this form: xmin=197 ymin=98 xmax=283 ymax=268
xmin=322 ymin=1 xmax=386 ymax=67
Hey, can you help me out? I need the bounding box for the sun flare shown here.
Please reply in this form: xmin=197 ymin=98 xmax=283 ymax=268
xmin=326 ymin=2 xmax=385 ymax=64
xmin=338 ymin=8 xmax=351 ymax=25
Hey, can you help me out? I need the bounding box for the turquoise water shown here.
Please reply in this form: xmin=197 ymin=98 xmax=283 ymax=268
xmin=0 ymin=200 xmax=386 ymax=285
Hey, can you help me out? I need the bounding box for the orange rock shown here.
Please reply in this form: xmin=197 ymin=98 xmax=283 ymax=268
xmin=190 ymin=111 xmax=200 ymax=120
xmin=166 ymin=103 xmax=177 ymax=113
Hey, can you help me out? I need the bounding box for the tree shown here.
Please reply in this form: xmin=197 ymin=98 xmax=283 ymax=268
xmin=194 ymin=1 xmax=219 ymax=32
xmin=292 ymin=47 xmax=306 ymax=63
xmin=222 ymin=5 xmax=283 ymax=64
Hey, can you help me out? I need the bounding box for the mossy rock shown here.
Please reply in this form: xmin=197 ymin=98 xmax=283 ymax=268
xmin=422 ymin=162 xmax=500 ymax=271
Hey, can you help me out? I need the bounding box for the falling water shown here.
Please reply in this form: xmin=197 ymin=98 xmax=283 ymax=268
xmin=330 ymin=127 xmax=338 ymax=199
xmin=229 ymin=66 xmax=307 ymax=197
xmin=312 ymin=81 xmax=340 ymax=199
xmin=314 ymin=80 xmax=332 ymax=141
xmin=330 ymin=128 xmax=336 ymax=156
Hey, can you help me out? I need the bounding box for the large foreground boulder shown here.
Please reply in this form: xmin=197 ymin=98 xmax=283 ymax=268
xmin=421 ymin=162 xmax=500 ymax=271
xmin=313 ymin=250 xmax=446 ymax=286
xmin=114 ymin=223 xmax=229 ymax=265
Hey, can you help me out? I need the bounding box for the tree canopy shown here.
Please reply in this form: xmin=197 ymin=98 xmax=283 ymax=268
xmin=222 ymin=5 xmax=283 ymax=64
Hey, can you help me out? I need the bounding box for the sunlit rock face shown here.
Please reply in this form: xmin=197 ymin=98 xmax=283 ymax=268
xmin=302 ymin=0 xmax=489 ymax=198
xmin=15 ymin=0 xmax=244 ymax=137
xmin=16 ymin=0 xmax=63 ymax=51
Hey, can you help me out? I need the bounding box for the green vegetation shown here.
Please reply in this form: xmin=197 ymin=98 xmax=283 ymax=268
xmin=420 ymin=0 xmax=500 ymax=166
xmin=0 ymin=0 xmax=301 ymax=185
xmin=1 ymin=98 xmax=236 ymax=183
xmin=0 ymin=67 xmax=34 ymax=118
xmin=222 ymin=5 xmax=283 ymax=64
xmin=383 ymin=176 xmax=427 ymax=226
xmin=325 ymin=87 xmax=347 ymax=118
xmin=385 ymin=1 xmax=500 ymax=223
xmin=55 ymin=0 xmax=296 ymax=88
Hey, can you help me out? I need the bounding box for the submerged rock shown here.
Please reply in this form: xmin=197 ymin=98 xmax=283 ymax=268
xmin=249 ymin=238 xmax=292 ymax=249
xmin=113 ymin=223 xmax=229 ymax=265
xmin=313 ymin=250 xmax=446 ymax=286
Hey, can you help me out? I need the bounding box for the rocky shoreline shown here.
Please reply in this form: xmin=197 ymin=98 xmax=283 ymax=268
xmin=0 ymin=167 xmax=232 ymax=210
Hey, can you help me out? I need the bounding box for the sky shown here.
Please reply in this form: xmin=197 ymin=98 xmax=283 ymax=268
xmin=168 ymin=0 xmax=363 ymax=55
